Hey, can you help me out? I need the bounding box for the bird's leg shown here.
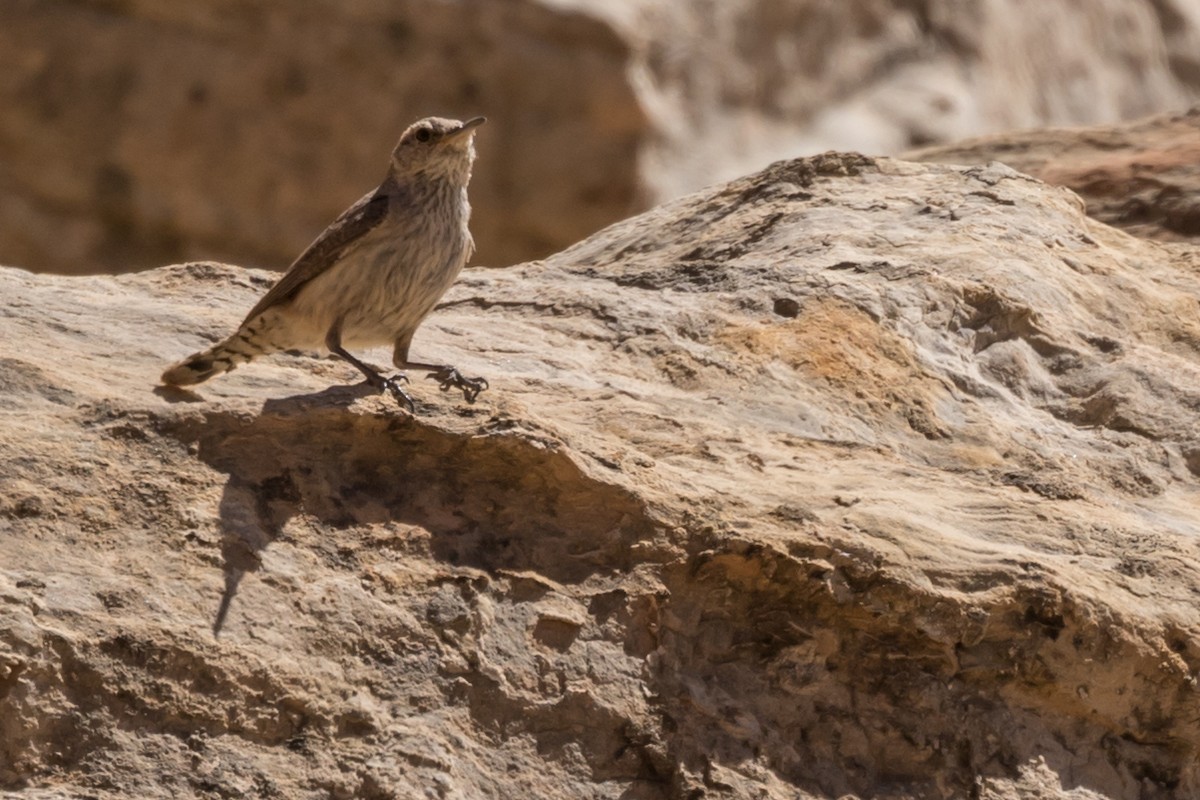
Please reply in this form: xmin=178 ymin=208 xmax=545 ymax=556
xmin=326 ymin=326 xmax=414 ymax=412
xmin=393 ymin=338 xmax=488 ymax=404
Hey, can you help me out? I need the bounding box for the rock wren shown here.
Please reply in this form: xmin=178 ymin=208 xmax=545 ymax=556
xmin=162 ymin=115 xmax=488 ymax=410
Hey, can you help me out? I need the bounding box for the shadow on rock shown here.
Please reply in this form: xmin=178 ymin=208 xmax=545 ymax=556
xmin=160 ymin=387 xmax=656 ymax=635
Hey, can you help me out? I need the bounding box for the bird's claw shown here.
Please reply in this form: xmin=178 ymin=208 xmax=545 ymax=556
xmin=427 ymin=367 xmax=488 ymax=404
xmin=379 ymin=374 xmax=415 ymax=413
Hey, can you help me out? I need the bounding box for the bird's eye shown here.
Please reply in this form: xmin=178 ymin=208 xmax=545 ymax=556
xmin=414 ymin=127 xmax=433 ymax=143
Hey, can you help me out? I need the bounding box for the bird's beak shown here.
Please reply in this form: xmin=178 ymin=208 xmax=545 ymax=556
xmin=445 ymin=116 xmax=486 ymax=141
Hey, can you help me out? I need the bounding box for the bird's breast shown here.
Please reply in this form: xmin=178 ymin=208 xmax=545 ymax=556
xmin=332 ymin=201 xmax=472 ymax=347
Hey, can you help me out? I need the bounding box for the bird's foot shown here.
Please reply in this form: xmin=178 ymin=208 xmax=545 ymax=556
xmin=366 ymin=372 xmax=415 ymax=413
xmin=427 ymin=367 xmax=488 ymax=404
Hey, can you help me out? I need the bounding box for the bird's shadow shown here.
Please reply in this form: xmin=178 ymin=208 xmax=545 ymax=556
xmin=171 ymin=380 xmax=648 ymax=638
xmin=260 ymin=380 xmax=382 ymax=412
xmin=208 ymin=381 xmax=387 ymax=636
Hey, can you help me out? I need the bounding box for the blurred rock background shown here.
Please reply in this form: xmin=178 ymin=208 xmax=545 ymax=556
xmin=2 ymin=0 xmax=1199 ymax=274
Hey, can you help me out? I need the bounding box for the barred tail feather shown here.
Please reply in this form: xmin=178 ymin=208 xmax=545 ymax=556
xmin=161 ymin=329 xmax=267 ymax=386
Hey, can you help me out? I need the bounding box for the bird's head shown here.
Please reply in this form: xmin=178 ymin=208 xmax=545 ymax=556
xmin=389 ymin=116 xmax=485 ymax=182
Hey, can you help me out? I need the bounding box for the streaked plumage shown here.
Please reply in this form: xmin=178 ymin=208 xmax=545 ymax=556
xmin=162 ymin=116 xmax=487 ymax=408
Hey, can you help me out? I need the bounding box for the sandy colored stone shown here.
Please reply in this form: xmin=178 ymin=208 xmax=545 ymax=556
xmin=909 ymin=108 xmax=1200 ymax=244
xmin=3 ymin=1 xmax=1200 ymax=275
xmin=2 ymin=153 xmax=1200 ymax=799
xmin=0 ymin=0 xmax=648 ymax=274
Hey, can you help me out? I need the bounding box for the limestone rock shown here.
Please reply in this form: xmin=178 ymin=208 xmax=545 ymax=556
xmin=2 ymin=153 xmax=1200 ymax=799
xmin=908 ymin=107 xmax=1200 ymax=244
xmin=3 ymin=0 xmax=1199 ymax=275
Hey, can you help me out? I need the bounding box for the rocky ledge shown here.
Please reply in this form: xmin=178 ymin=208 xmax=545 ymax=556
xmin=910 ymin=108 xmax=1200 ymax=245
xmin=2 ymin=152 xmax=1199 ymax=799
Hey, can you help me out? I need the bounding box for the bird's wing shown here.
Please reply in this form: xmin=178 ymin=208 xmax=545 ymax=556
xmin=241 ymin=187 xmax=391 ymax=324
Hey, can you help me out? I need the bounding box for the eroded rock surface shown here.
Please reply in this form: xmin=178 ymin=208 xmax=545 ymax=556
xmin=2 ymin=154 xmax=1200 ymax=799
xmin=909 ymin=108 xmax=1200 ymax=244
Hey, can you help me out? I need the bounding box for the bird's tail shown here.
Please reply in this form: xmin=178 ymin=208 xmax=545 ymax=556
xmin=161 ymin=327 xmax=270 ymax=386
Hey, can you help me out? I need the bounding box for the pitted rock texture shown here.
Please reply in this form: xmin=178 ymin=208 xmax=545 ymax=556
xmin=2 ymin=153 xmax=1200 ymax=799
xmin=3 ymin=1 xmax=1200 ymax=275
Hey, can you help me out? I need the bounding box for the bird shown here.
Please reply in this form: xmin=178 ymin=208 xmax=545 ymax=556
xmin=161 ymin=115 xmax=488 ymax=411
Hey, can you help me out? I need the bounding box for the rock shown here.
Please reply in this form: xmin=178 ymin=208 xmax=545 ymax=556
xmin=3 ymin=1 xmax=1199 ymax=275
xmin=909 ymin=108 xmax=1200 ymax=244
xmin=623 ymin=0 xmax=1200 ymax=204
xmin=0 ymin=0 xmax=649 ymax=274
xmin=2 ymin=153 xmax=1200 ymax=799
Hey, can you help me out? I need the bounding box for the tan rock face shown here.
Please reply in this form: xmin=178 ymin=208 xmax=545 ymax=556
xmin=0 ymin=1 xmax=648 ymax=274
xmin=908 ymin=108 xmax=1200 ymax=245
xmin=3 ymin=153 xmax=1200 ymax=799
xmin=3 ymin=1 xmax=1199 ymax=275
